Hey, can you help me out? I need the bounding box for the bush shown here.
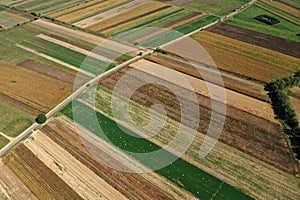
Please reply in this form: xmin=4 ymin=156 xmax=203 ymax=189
xmin=35 ymin=114 xmax=47 ymax=124
xmin=255 ymin=14 xmax=280 ymax=25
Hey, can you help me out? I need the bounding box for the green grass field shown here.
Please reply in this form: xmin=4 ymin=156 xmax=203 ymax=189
xmin=0 ymin=135 xmax=9 ymax=149
xmin=61 ymin=100 xmax=253 ymax=200
xmin=256 ymin=1 xmax=300 ymax=23
xmin=225 ymin=5 xmax=300 ymax=42
xmin=179 ymin=0 xmax=250 ymax=16
xmin=0 ymin=7 xmax=6 ymax=12
xmin=0 ymin=101 xmax=34 ymax=137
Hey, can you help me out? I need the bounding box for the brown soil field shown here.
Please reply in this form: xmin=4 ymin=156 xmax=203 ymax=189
xmin=2 ymin=144 xmax=82 ymax=199
xmin=41 ymin=117 xmax=180 ymax=200
xmin=192 ymin=31 xmax=300 ymax=82
xmin=18 ymin=59 xmax=88 ymax=88
xmin=207 ymin=23 xmax=300 ymax=58
xmin=0 ymin=60 xmax=72 ymax=112
xmin=0 ymin=160 xmax=37 ymax=200
xmin=99 ymin=66 xmax=299 ymax=174
xmin=146 ymin=54 xmax=269 ymax=101
xmin=0 ymin=93 xmax=42 ymax=116
xmin=93 ymin=85 xmax=300 ymax=199
xmin=260 ymin=0 xmax=300 ymax=18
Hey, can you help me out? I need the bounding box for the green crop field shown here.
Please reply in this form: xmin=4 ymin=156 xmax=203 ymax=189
xmin=0 ymin=101 xmax=34 ymax=137
xmin=20 ymin=37 xmax=115 ymax=74
xmin=61 ymin=99 xmax=253 ymax=200
xmin=141 ymin=15 xmax=219 ymax=47
xmin=175 ymin=0 xmax=250 ymax=16
xmin=0 ymin=135 xmax=9 ymax=149
xmin=225 ymin=5 xmax=300 ymax=42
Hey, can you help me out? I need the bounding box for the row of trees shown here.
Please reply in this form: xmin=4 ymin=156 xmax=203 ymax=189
xmin=265 ymin=71 xmax=300 ymax=159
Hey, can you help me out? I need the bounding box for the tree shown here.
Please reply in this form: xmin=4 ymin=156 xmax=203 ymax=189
xmin=36 ymin=114 xmax=47 ymax=124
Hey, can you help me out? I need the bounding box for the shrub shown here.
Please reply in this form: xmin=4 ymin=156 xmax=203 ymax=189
xmin=35 ymin=114 xmax=47 ymax=124
xmin=255 ymin=14 xmax=280 ymax=25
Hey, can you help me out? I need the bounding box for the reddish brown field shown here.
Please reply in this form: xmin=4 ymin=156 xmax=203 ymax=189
xmin=42 ymin=118 xmax=174 ymax=200
xmin=207 ymin=23 xmax=300 ymax=58
xmin=100 ymin=66 xmax=299 ymax=174
xmin=2 ymin=144 xmax=82 ymax=200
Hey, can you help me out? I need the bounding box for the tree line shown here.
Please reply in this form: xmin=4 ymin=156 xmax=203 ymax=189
xmin=265 ymin=71 xmax=300 ymax=159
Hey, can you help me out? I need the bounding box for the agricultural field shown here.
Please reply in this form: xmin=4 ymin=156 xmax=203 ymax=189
xmin=0 ymin=160 xmax=37 ymax=199
xmin=0 ymin=7 xmax=33 ymax=30
xmin=225 ymin=4 xmax=300 ymax=42
xmin=192 ymin=31 xmax=300 ymax=83
xmin=207 ymin=23 xmax=300 ymax=58
xmin=158 ymin=0 xmax=251 ymax=16
xmin=0 ymin=0 xmax=299 ymax=199
xmin=1 ymin=0 xmax=87 ymax=15
xmin=0 ymin=100 xmax=33 ymax=138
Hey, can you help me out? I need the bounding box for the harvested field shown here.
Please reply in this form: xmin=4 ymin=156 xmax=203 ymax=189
xmin=131 ymin=59 xmax=275 ymax=122
xmin=0 ymin=100 xmax=34 ymax=138
xmin=18 ymin=59 xmax=88 ymax=88
xmin=42 ymin=116 xmax=188 ymax=200
xmin=290 ymin=96 xmax=300 ymax=120
xmin=0 ymin=60 xmax=72 ymax=112
xmin=207 ymin=23 xmax=300 ymax=58
xmin=0 ymin=93 xmax=41 ymax=116
xmin=9 ymin=0 xmax=85 ymax=15
xmin=76 ymin=86 xmax=300 ymax=199
xmin=74 ymin=0 xmax=150 ymax=28
xmin=0 ymin=9 xmax=31 ymax=29
xmin=32 ymin=20 xmax=137 ymax=53
xmin=192 ymin=31 xmax=300 ymax=82
xmin=3 ymin=144 xmax=82 ymax=199
xmin=52 ymin=0 xmax=128 ymax=23
xmin=25 ymin=131 xmax=129 ymax=200
xmin=290 ymin=87 xmax=300 ymax=99
xmin=62 ymin=101 xmax=253 ymax=200
xmin=146 ymin=54 xmax=269 ymax=101
xmin=99 ymin=65 xmax=298 ymax=174
xmin=0 ymin=160 xmax=37 ymax=200
xmin=87 ymin=1 xmax=169 ymax=32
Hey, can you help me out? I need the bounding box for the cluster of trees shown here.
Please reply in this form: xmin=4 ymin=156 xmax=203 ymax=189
xmin=265 ymin=71 xmax=300 ymax=159
xmin=255 ymin=14 xmax=280 ymax=25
